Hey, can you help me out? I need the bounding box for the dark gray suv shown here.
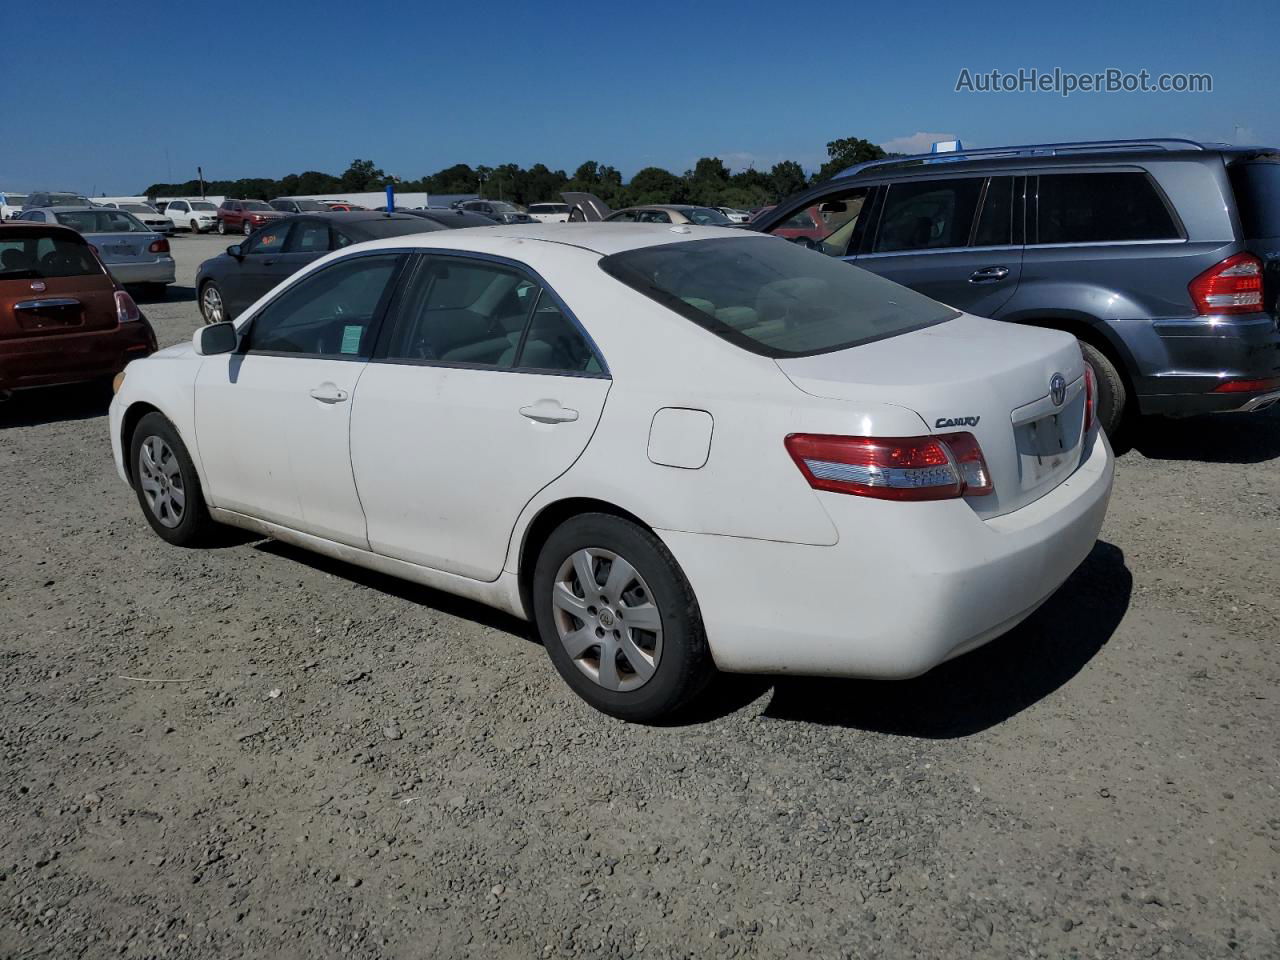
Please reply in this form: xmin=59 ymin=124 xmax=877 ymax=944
xmin=750 ymin=139 xmax=1280 ymax=434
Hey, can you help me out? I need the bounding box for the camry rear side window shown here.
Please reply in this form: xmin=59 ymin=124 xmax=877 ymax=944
xmin=600 ymin=236 xmax=958 ymax=358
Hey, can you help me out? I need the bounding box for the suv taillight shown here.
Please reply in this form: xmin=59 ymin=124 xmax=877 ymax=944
xmin=1189 ymin=253 xmax=1263 ymax=315
xmin=1083 ymin=365 xmax=1097 ymax=433
xmin=148 ymin=237 xmax=170 ymax=254
xmin=115 ymin=290 xmax=141 ymax=323
xmin=785 ymin=433 xmax=993 ymax=501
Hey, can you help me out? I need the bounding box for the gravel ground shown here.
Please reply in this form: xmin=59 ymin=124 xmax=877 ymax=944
xmin=2 ymin=233 xmax=1278 ymax=959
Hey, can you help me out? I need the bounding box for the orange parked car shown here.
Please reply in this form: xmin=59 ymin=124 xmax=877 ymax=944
xmin=0 ymin=222 xmax=156 ymax=397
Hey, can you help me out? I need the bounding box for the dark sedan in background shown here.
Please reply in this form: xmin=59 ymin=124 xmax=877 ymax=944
xmin=195 ymin=211 xmax=492 ymax=324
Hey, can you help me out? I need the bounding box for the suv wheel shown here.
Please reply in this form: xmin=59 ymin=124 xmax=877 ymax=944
xmin=216 ymin=219 xmax=226 ymax=235
xmin=243 ymin=220 xmax=254 ymax=236
xmin=190 ymin=219 xmax=201 ymax=234
xmin=532 ymin=513 xmax=714 ymax=722
xmin=1078 ymin=340 xmax=1127 ymax=437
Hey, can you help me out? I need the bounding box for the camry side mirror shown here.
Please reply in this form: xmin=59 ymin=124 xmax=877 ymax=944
xmin=193 ymin=321 xmax=237 ymax=356
xmin=226 ymin=244 xmax=243 ymax=258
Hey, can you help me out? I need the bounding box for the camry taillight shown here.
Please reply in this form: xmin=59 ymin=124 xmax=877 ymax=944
xmin=148 ymin=237 xmax=170 ymax=254
xmin=115 ymin=290 xmax=141 ymax=323
xmin=1083 ymin=365 xmax=1097 ymax=433
xmin=784 ymin=432 xmax=993 ymax=501
xmin=1189 ymin=253 xmax=1263 ymax=315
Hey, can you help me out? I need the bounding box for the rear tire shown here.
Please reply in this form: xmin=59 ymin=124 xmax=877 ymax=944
xmin=190 ymin=219 xmax=201 ymax=234
xmin=217 ymin=219 xmax=226 ymax=235
xmin=532 ymin=513 xmax=714 ymax=723
xmin=243 ymin=220 xmax=254 ymax=236
xmin=129 ymin=412 xmax=215 ymax=547
xmin=1078 ymin=340 xmax=1127 ymax=438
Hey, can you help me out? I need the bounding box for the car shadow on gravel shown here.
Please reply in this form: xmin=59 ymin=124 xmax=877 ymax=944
xmin=0 ymin=382 xmax=112 ymax=428
xmin=131 ymin=284 xmax=197 ymax=305
xmin=253 ymin=540 xmax=531 ymax=636
xmin=715 ymin=540 xmax=1132 ymax=737
xmin=1127 ymin=409 xmax=1280 ymax=464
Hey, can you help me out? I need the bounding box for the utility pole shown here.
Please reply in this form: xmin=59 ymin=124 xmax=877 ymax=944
xmin=197 ymin=166 xmax=206 ymax=199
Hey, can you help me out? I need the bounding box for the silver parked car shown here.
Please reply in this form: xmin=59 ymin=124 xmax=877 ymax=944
xmin=16 ymin=207 xmax=175 ymax=292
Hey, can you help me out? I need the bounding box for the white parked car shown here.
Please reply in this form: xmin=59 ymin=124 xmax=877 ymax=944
xmin=0 ymin=191 xmax=28 ymax=219
xmin=108 ymin=224 xmax=1113 ymax=721
xmin=162 ymin=199 xmax=220 ymax=233
xmin=103 ymin=202 xmax=175 ymax=235
xmin=713 ymin=206 xmax=751 ymax=223
xmin=527 ymin=202 xmax=571 ymax=223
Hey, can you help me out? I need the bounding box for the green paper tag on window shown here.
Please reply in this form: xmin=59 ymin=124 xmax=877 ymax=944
xmin=340 ymin=325 xmax=362 ymax=355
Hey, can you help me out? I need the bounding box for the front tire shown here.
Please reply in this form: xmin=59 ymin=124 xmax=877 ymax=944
xmin=243 ymin=220 xmax=254 ymax=236
xmin=199 ymin=281 xmax=226 ymax=324
xmin=217 ymin=219 xmax=227 ymax=235
xmin=1078 ymin=340 xmax=1127 ymax=438
xmin=129 ymin=412 xmax=215 ymax=547
xmin=190 ymin=219 xmax=201 ymax=234
xmin=532 ymin=513 xmax=714 ymax=722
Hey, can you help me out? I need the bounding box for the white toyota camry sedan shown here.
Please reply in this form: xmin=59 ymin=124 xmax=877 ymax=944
xmin=109 ymin=223 xmax=1113 ymax=721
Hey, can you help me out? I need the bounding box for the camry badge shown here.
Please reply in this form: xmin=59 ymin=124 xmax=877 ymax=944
xmin=30 ymin=280 xmax=46 ymax=292
xmin=1050 ymin=373 xmax=1066 ymax=407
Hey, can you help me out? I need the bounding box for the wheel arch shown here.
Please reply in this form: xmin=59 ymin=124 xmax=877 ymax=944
xmin=515 ymin=497 xmax=654 ymax=622
xmin=1007 ymin=313 xmax=1137 ymax=396
xmin=119 ymin=401 xmax=163 ymax=485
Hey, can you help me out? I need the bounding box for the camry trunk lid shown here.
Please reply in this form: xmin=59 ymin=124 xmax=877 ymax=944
xmin=776 ymin=314 xmax=1088 ymax=518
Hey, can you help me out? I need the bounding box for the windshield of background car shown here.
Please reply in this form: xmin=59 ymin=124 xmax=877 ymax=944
xmin=242 ymin=201 xmax=272 ymax=211
xmin=296 ymin=200 xmax=329 ymax=211
xmin=47 ymin=195 xmax=89 ymax=207
xmin=599 ymin=236 xmax=959 ymax=358
xmin=1229 ymin=159 xmax=1280 ymax=238
xmin=54 ymin=210 xmax=148 ymax=233
xmin=191 ymin=201 xmax=216 ymax=210
xmin=122 ymin=204 xmax=156 ymax=213
xmin=0 ymin=234 xmax=103 ymax=280
xmin=489 ymin=202 xmax=518 ymax=213
xmin=532 ymin=204 xmax=569 ymax=213
xmin=684 ymin=207 xmax=732 ymax=225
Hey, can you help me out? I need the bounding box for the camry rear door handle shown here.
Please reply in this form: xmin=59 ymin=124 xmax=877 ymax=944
xmin=969 ymin=265 xmax=1010 ymax=283
xmin=309 ymin=383 xmax=348 ymax=404
xmin=520 ymin=400 xmax=579 ymax=424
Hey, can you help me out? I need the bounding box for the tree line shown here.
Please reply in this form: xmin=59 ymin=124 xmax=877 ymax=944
xmin=142 ymin=137 xmax=892 ymax=209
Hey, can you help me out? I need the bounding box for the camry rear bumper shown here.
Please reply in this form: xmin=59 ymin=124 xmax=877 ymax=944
xmin=661 ymin=430 xmax=1114 ymax=678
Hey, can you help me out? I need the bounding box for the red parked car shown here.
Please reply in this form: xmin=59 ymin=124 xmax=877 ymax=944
xmin=216 ymin=199 xmax=286 ymax=236
xmin=0 ymin=223 xmax=156 ymax=397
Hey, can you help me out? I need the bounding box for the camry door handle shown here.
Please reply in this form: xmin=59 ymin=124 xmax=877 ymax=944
xmin=969 ymin=265 xmax=1010 ymax=283
xmin=520 ymin=400 xmax=579 ymax=424
xmin=309 ymin=384 xmax=348 ymax=404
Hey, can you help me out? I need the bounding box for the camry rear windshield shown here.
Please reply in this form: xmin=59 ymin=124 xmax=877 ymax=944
xmin=599 ymin=236 xmax=958 ymax=358
xmin=0 ymin=235 xmax=102 ymax=279
xmin=1229 ymin=159 xmax=1280 ymax=238
xmin=54 ymin=210 xmax=148 ymax=233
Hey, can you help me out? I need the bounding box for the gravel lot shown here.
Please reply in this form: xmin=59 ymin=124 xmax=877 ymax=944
xmin=2 ymin=232 xmax=1278 ymax=959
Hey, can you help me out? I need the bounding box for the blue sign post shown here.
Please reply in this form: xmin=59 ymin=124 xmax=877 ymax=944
xmin=385 ymin=184 xmax=395 ymax=212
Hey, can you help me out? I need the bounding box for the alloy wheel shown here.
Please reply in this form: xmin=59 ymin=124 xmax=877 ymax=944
xmin=201 ymin=285 xmax=223 ymax=324
xmin=551 ymin=548 xmax=662 ymax=692
xmin=243 ymin=221 xmax=253 ymax=235
xmin=137 ymin=435 xmax=185 ymax=528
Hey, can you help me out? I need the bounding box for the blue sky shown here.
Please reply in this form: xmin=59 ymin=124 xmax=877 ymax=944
xmin=4 ymin=0 xmax=1276 ymax=194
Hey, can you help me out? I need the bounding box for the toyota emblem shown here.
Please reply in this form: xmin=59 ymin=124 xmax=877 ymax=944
xmin=1050 ymin=373 xmax=1067 ymax=407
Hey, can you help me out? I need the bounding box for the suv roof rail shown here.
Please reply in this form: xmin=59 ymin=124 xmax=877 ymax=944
xmin=833 ymin=138 xmax=1208 ymax=180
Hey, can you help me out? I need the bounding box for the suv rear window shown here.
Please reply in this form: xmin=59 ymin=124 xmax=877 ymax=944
xmin=1037 ymin=172 xmax=1179 ymax=244
xmin=599 ymin=236 xmax=958 ymax=358
xmin=1228 ymin=160 xmax=1280 ymax=238
xmin=0 ymin=234 xmax=103 ymax=279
